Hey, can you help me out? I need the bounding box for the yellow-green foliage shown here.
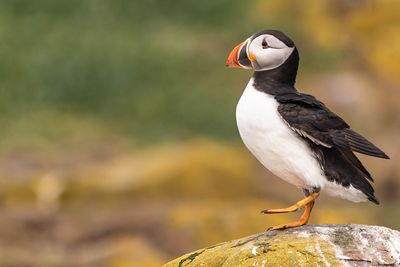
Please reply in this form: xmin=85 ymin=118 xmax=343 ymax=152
xmin=164 ymin=230 xmax=340 ymax=267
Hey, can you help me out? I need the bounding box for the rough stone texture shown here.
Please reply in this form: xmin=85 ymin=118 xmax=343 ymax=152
xmin=164 ymin=224 xmax=400 ymax=267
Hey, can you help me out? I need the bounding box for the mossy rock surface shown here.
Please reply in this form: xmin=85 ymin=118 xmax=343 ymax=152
xmin=164 ymin=224 xmax=400 ymax=267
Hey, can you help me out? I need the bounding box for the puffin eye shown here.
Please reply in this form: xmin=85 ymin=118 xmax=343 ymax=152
xmin=261 ymin=38 xmax=269 ymax=49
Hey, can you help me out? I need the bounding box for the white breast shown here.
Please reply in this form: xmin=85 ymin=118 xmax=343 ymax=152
xmin=235 ymin=78 xmax=326 ymax=189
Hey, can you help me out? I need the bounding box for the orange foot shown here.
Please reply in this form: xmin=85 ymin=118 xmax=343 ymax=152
xmin=261 ymin=192 xmax=319 ymax=214
xmin=261 ymin=192 xmax=320 ymax=230
xmin=269 ymin=201 xmax=315 ymax=230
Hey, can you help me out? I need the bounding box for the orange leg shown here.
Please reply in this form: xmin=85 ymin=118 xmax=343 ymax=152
xmin=261 ymin=192 xmax=320 ymax=214
xmin=269 ymin=200 xmax=315 ymax=230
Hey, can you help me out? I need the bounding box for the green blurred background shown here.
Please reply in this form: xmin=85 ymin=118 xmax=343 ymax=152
xmin=0 ymin=1 xmax=399 ymax=266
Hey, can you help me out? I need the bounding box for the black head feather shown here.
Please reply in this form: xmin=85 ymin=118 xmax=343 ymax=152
xmin=251 ymin=29 xmax=295 ymax=48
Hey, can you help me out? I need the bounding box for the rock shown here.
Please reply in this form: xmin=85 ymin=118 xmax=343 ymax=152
xmin=164 ymin=224 xmax=400 ymax=267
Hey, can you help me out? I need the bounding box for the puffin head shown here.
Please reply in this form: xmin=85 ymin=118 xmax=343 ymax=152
xmin=226 ymin=30 xmax=297 ymax=72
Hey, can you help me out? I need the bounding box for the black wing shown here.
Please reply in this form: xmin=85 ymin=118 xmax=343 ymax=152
xmin=276 ymin=92 xmax=389 ymax=159
xmin=276 ymin=92 xmax=388 ymax=204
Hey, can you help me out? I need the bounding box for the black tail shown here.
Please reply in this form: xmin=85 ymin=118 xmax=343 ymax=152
xmin=311 ymin=143 xmax=379 ymax=204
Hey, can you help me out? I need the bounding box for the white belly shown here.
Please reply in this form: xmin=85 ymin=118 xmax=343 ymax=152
xmin=236 ymin=79 xmax=326 ymax=189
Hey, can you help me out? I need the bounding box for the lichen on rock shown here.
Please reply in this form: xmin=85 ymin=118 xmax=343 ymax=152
xmin=163 ymin=224 xmax=400 ymax=267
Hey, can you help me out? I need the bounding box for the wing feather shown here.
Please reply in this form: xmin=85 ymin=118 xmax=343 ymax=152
xmin=276 ymin=93 xmax=389 ymax=159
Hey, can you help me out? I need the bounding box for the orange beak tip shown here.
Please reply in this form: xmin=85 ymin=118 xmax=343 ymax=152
xmin=225 ymin=61 xmax=237 ymax=68
xmin=226 ymin=42 xmax=244 ymax=68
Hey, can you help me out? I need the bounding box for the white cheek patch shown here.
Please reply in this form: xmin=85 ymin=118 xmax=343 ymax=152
xmin=249 ymin=34 xmax=295 ymax=71
xmin=254 ymin=46 xmax=294 ymax=71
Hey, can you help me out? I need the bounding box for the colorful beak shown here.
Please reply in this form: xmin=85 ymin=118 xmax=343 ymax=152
xmin=226 ymin=42 xmax=244 ymax=68
xmin=226 ymin=41 xmax=252 ymax=69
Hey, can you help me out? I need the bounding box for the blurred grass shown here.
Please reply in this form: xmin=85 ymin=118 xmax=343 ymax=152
xmin=0 ymin=0 xmax=350 ymax=146
xmin=0 ymin=1 xmax=399 ymax=266
xmin=0 ymin=0 xmax=248 ymax=144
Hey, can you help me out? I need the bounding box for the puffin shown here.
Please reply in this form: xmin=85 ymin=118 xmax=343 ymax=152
xmin=226 ymin=29 xmax=389 ymax=230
